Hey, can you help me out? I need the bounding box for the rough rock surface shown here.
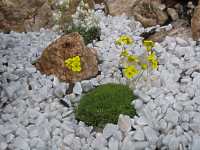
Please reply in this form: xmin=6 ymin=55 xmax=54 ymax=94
xmin=106 ymin=0 xmax=137 ymax=16
xmin=132 ymin=0 xmax=169 ymax=27
xmin=191 ymin=0 xmax=200 ymax=40
xmin=0 ymin=0 xmax=53 ymax=32
xmin=167 ymin=8 xmax=179 ymax=21
xmin=35 ymin=32 xmax=98 ymax=83
xmin=162 ymin=0 xmax=181 ymax=7
xmin=94 ymin=0 xmax=105 ymax=4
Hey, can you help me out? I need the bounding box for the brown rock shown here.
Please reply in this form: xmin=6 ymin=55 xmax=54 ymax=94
xmin=24 ymin=2 xmax=53 ymax=31
xmin=94 ymin=0 xmax=105 ymax=4
xmin=167 ymin=8 xmax=179 ymax=21
xmin=132 ymin=0 xmax=169 ymax=27
xmin=84 ymin=0 xmax=95 ymax=8
xmin=191 ymin=0 xmax=200 ymax=40
xmin=35 ymin=32 xmax=98 ymax=83
xmin=141 ymin=20 xmax=192 ymax=42
xmin=0 ymin=0 xmax=53 ymax=32
xmin=106 ymin=0 xmax=137 ymax=16
xmin=161 ymin=0 xmax=181 ymax=7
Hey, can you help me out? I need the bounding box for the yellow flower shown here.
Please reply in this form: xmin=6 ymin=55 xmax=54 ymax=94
xmin=72 ymin=56 xmax=80 ymax=62
xmin=127 ymin=55 xmax=139 ymax=63
xmin=141 ymin=63 xmax=148 ymax=70
xmin=116 ymin=35 xmax=133 ymax=45
xmin=64 ymin=56 xmax=82 ymax=72
xmin=123 ymin=66 xmax=139 ymax=79
xmin=143 ymin=40 xmax=155 ymax=51
xmin=72 ymin=66 xmax=81 ymax=72
xmin=71 ymin=61 xmax=81 ymax=72
xmin=120 ymin=49 xmax=129 ymax=57
xmin=147 ymin=52 xmax=156 ymax=62
xmin=147 ymin=52 xmax=158 ymax=69
xmin=64 ymin=58 xmax=73 ymax=69
xmin=151 ymin=60 xmax=158 ymax=69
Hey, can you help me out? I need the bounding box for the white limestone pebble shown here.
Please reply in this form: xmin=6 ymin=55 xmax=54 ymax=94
xmin=118 ymin=115 xmax=132 ymax=133
xmin=143 ymin=126 xmax=159 ymax=144
xmin=73 ymin=82 xmax=83 ymax=95
xmin=12 ymin=137 xmax=30 ymax=150
xmin=165 ymin=108 xmax=179 ymax=125
xmin=0 ymin=142 xmax=8 ymax=150
xmin=134 ymin=127 xmax=145 ymax=141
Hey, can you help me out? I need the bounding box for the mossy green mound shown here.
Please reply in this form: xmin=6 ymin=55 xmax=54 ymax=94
xmin=75 ymin=83 xmax=137 ymax=128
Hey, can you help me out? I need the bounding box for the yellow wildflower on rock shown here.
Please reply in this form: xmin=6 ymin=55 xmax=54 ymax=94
xmin=64 ymin=56 xmax=82 ymax=72
xmin=123 ymin=66 xmax=139 ymax=79
xmin=71 ymin=61 xmax=82 ymax=72
xmin=73 ymin=56 xmax=81 ymax=62
xmin=143 ymin=40 xmax=155 ymax=51
xmin=127 ymin=55 xmax=139 ymax=63
xmin=116 ymin=35 xmax=133 ymax=46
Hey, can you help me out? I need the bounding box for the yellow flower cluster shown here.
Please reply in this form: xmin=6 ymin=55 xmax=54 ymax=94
xmin=143 ymin=40 xmax=155 ymax=52
xmin=143 ymin=40 xmax=158 ymax=69
xmin=64 ymin=56 xmax=82 ymax=72
xmin=123 ymin=66 xmax=139 ymax=79
xmin=115 ymin=35 xmax=133 ymax=46
xmin=116 ymin=36 xmax=159 ymax=79
xmin=148 ymin=52 xmax=158 ymax=69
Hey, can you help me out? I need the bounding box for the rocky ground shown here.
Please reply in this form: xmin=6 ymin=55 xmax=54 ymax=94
xmin=1 ymin=11 xmax=200 ymax=150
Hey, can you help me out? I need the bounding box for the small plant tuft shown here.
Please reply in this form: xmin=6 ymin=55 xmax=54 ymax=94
xmin=75 ymin=83 xmax=137 ymax=128
xmin=65 ymin=26 xmax=101 ymax=45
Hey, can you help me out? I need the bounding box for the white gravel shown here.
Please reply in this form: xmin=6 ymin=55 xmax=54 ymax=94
xmin=1 ymin=10 xmax=200 ymax=150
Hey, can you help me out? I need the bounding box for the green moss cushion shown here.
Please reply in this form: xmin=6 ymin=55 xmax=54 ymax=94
xmin=75 ymin=83 xmax=137 ymax=128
